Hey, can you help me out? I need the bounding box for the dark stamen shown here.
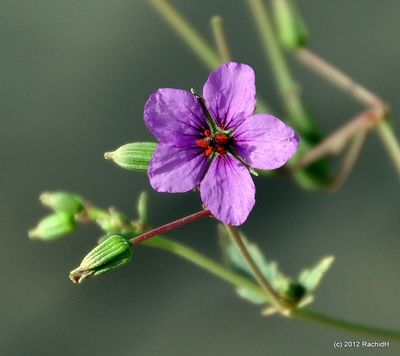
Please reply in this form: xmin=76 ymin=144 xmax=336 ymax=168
xmin=190 ymin=88 xmax=218 ymax=134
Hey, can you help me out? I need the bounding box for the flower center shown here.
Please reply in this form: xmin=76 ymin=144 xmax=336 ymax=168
xmin=196 ymin=130 xmax=231 ymax=156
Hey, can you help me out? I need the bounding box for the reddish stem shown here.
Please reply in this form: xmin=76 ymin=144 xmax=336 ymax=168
xmin=130 ymin=209 xmax=212 ymax=245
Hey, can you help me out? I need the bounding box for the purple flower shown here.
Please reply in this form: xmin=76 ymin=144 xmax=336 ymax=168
xmin=144 ymin=62 xmax=299 ymax=225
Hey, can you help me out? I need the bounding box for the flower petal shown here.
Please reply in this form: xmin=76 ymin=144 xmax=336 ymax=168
xmin=234 ymin=114 xmax=299 ymax=170
xmin=203 ymin=62 xmax=256 ymax=130
xmin=200 ymin=155 xmax=255 ymax=226
xmin=144 ymin=89 xmax=207 ymax=148
xmin=148 ymin=144 xmax=208 ymax=193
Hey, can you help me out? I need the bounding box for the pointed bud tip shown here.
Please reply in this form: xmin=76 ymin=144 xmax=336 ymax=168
xmin=210 ymin=15 xmax=223 ymax=25
xmin=69 ymin=268 xmax=91 ymax=284
xmin=104 ymin=152 xmax=114 ymax=160
xmin=28 ymin=229 xmax=39 ymax=240
xmin=39 ymin=192 xmax=51 ymax=203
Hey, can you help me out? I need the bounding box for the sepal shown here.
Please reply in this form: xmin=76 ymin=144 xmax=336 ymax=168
xmin=69 ymin=234 xmax=132 ymax=284
xmin=105 ymin=142 xmax=157 ymax=172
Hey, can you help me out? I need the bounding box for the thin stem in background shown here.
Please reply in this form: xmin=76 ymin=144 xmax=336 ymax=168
xmin=329 ymin=130 xmax=367 ymax=191
xmin=248 ymin=0 xmax=312 ymax=134
xmin=296 ymin=48 xmax=383 ymax=107
xmin=210 ymin=15 xmax=232 ymax=63
xmin=377 ymin=120 xmax=400 ymax=175
xmin=209 ymin=14 xmax=271 ymax=114
xmin=295 ymin=107 xmax=384 ymax=170
xmin=295 ymin=48 xmax=400 ymax=177
xmin=150 ymin=0 xmax=220 ymax=70
xmin=224 ymin=224 xmax=289 ymax=311
xmin=151 ymin=0 xmax=272 ymax=115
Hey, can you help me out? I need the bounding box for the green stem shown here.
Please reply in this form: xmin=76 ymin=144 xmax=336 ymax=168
xmin=224 ymin=224 xmax=287 ymax=309
xmin=210 ymin=15 xmax=232 ymax=63
xmin=76 ymin=200 xmax=400 ymax=340
xmin=377 ymin=120 xmax=400 ymax=176
xmin=144 ymin=235 xmax=400 ymax=341
xmin=295 ymin=48 xmax=400 ymax=178
xmin=329 ymin=130 xmax=367 ymax=191
xmin=84 ymin=205 xmax=108 ymax=221
xmin=295 ymin=48 xmax=382 ymax=107
xmin=143 ymin=236 xmax=270 ymax=302
xmin=150 ymin=0 xmax=272 ymax=115
xmin=248 ymin=0 xmax=312 ymax=133
xmin=293 ymin=308 xmax=400 ymax=341
xmin=150 ymin=0 xmax=220 ymax=70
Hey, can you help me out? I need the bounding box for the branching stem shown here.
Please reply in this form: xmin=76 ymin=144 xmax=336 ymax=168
xmin=144 ymin=234 xmax=400 ymax=341
xmin=294 ymin=48 xmax=400 ymax=177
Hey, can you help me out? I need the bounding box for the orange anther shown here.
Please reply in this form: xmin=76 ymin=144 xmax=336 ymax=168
xmin=215 ymin=134 xmax=229 ymax=145
xmin=205 ymin=147 xmax=213 ymax=156
xmin=196 ymin=139 xmax=209 ymax=148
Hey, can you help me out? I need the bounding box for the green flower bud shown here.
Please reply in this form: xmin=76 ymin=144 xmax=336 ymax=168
xmin=96 ymin=207 xmax=129 ymax=233
xmin=272 ymin=0 xmax=309 ymax=50
xmin=285 ymin=282 xmax=307 ymax=303
xmin=69 ymin=235 xmax=132 ymax=284
xmin=29 ymin=213 xmax=76 ymax=241
xmin=105 ymin=142 xmax=158 ymax=172
xmin=40 ymin=191 xmax=84 ymax=215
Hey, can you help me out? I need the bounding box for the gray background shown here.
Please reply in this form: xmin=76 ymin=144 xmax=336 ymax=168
xmin=1 ymin=0 xmax=399 ymax=355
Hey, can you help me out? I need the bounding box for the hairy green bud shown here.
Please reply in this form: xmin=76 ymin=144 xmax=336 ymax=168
xmin=40 ymin=191 xmax=84 ymax=215
xmin=96 ymin=207 xmax=129 ymax=233
xmin=29 ymin=213 xmax=76 ymax=241
xmin=272 ymin=0 xmax=309 ymax=49
xmin=69 ymin=235 xmax=132 ymax=284
xmin=105 ymin=142 xmax=157 ymax=172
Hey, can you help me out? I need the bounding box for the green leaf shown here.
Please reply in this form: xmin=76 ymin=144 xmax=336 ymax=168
xmin=219 ymin=225 xmax=334 ymax=307
xmin=236 ymin=287 xmax=266 ymax=305
xmin=105 ymin=142 xmax=158 ymax=172
xmin=298 ymin=255 xmax=335 ymax=294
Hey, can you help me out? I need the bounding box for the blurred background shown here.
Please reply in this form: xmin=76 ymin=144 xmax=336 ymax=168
xmin=1 ymin=0 xmax=399 ymax=355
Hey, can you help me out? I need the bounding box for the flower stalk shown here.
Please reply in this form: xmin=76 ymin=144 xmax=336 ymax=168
xmin=144 ymin=235 xmax=400 ymax=341
xmin=224 ymin=224 xmax=290 ymax=312
xmin=130 ymin=209 xmax=213 ymax=245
